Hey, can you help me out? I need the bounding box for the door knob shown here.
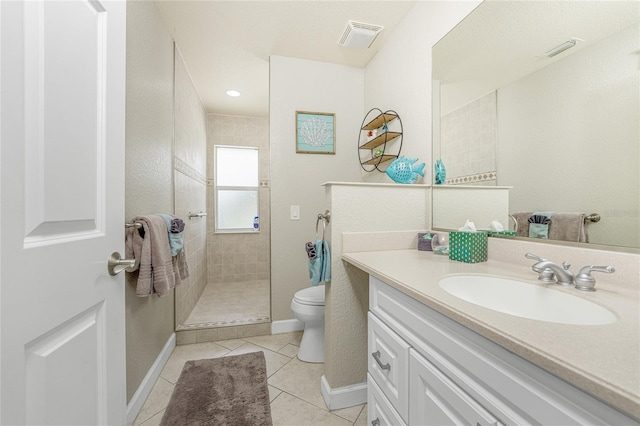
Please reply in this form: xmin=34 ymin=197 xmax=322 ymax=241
xmin=107 ymin=252 xmax=138 ymax=276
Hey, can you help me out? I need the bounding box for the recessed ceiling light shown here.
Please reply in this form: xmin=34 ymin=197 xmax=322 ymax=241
xmin=226 ymin=90 xmax=241 ymax=97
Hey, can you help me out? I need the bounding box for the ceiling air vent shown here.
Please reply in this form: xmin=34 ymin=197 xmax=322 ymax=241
xmin=338 ymin=20 xmax=384 ymax=49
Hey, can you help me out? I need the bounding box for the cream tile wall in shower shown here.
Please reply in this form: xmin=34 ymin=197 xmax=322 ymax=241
xmin=206 ymin=114 xmax=270 ymax=284
xmin=173 ymin=47 xmax=208 ymax=327
xmin=440 ymin=91 xmax=497 ymax=184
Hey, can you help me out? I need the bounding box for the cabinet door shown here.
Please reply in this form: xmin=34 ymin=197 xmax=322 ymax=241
xmin=409 ymin=349 xmax=502 ymax=426
xmin=369 ymin=312 xmax=411 ymax=422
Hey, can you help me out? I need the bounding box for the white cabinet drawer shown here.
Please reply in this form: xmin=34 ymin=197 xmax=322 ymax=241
xmin=369 ymin=276 xmax=638 ymax=426
xmin=368 ymin=312 xmax=410 ymax=423
xmin=368 ymin=373 xmax=407 ymax=426
xmin=410 ymin=349 xmax=502 ymax=426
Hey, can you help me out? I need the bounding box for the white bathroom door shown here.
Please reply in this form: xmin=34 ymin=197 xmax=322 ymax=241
xmin=0 ymin=1 xmax=127 ymax=425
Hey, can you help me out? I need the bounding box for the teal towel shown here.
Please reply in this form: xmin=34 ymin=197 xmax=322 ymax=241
xmin=157 ymin=214 xmax=184 ymax=256
xmin=308 ymin=239 xmax=331 ymax=286
xmin=528 ymin=211 xmax=554 ymax=239
xmin=529 ymin=223 xmax=549 ymax=239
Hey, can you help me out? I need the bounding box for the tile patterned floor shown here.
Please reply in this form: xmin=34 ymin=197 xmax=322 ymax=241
xmin=182 ymin=280 xmax=271 ymax=328
xmin=133 ymin=331 xmax=367 ymax=426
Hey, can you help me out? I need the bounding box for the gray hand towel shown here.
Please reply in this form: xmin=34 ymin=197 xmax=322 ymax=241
xmin=125 ymin=215 xmax=176 ymax=297
xmin=548 ymin=212 xmax=588 ymax=243
xmin=511 ymin=212 xmax=532 ymax=237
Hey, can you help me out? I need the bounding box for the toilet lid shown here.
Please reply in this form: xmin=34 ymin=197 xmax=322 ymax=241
xmin=294 ymin=285 xmax=325 ymax=306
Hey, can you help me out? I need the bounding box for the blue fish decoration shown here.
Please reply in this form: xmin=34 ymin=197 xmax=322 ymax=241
xmin=385 ymin=156 xmax=425 ymax=184
xmin=435 ymin=159 xmax=446 ymax=185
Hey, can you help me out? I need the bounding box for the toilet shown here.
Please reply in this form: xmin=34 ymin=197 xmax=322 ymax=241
xmin=291 ymin=285 xmax=325 ymax=363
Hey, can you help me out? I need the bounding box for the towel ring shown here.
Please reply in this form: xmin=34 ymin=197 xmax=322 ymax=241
xmin=315 ymin=210 xmax=330 ymax=240
xmin=316 ymin=215 xmax=326 ymax=240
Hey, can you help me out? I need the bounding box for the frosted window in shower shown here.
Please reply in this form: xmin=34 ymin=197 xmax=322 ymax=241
xmin=216 ymin=146 xmax=258 ymax=186
xmin=214 ymin=145 xmax=259 ymax=233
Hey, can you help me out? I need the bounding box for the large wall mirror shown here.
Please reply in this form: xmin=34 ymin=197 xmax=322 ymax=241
xmin=432 ymin=1 xmax=639 ymax=250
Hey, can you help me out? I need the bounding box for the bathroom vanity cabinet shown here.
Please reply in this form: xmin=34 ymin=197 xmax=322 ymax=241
xmin=367 ymin=276 xmax=637 ymax=426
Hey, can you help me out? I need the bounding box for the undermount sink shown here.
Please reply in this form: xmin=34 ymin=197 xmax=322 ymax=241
xmin=439 ymin=275 xmax=617 ymax=325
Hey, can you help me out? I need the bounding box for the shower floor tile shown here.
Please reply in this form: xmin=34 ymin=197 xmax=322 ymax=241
xmin=183 ymin=279 xmax=270 ymax=327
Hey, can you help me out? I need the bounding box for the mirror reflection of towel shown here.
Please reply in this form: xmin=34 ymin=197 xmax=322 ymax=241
xmin=308 ymin=239 xmax=331 ymax=286
xmin=528 ymin=213 xmax=552 ymax=239
xmin=512 ymin=212 xmax=588 ymax=243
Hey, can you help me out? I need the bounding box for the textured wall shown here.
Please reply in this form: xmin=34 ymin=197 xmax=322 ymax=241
xmin=206 ymin=115 xmax=270 ymax=285
xmin=324 ymin=183 xmax=430 ymax=389
xmin=269 ymin=56 xmax=364 ymax=321
xmin=124 ymin=0 xmax=175 ymax=402
xmin=173 ymin=48 xmax=208 ymax=327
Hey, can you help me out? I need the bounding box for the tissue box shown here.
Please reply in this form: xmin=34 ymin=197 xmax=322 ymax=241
xmin=488 ymin=230 xmax=517 ymax=237
xmin=417 ymin=233 xmax=435 ymax=251
xmin=449 ymin=231 xmax=488 ymax=263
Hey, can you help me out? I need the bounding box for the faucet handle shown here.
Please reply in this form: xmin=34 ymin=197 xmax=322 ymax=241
xmin=525 ymin=253 xmax=555 ymax=282
xmin=575 ymin=265 xmax=615 ymax=292
xmin=525 ymin=253 xmax=546 ymax=262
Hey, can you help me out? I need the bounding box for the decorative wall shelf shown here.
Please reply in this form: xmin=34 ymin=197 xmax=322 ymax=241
xmin=358 ymin=108 xmax=403 ymax=172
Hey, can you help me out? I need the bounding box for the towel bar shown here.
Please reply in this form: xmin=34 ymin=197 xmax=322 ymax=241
xmin=125 ymin=222 xmax=143 ymax=229
xmin=585 ymin=213 xmax=600 ymax=223
xmin=188 ymin=211 xmax=207 ymax=219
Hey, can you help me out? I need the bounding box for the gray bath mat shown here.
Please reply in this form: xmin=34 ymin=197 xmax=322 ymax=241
xmin=160 ymin=352 xmax=272 ymax=426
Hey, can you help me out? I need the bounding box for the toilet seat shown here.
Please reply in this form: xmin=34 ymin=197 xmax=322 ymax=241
xmin=294 ymin=285 xmax=325 ymax=306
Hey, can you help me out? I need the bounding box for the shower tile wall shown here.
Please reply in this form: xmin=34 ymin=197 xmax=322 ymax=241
xmin=174 ymin=163 xmax=207 ymax=326
xmin=441 ymin=91 xmax=497 ymax=184
xmin=173 ymin=48 xmax=208 ymax=327
xmin=206 ymin=114 xmax=270 ymax=284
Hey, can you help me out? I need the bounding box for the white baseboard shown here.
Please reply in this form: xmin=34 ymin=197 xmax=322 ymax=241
xmin=126 ymin=333 xmax=176 ymax=425
xmin=320 ymin=375 xmax=367 ymax=410
xmin=271 ymin=318 xmax=304 ymax=334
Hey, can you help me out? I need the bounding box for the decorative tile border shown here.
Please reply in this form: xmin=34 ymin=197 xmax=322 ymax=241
xmin=446 ymin=171 xmax=497 ymax=185
xmin=174 ymin=156 xmax=207 ymax=185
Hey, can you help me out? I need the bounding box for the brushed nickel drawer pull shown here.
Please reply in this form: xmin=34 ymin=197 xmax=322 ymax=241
xmin=372 ymin=350 xmax=390 ymax=371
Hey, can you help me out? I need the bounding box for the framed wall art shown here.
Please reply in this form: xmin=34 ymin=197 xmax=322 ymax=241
xmin=295 ymin=111 xmax=335 ymax=154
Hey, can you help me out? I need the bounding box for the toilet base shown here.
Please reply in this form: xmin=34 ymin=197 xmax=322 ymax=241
xmin=297 ymin=323 xmax=325 ymax=363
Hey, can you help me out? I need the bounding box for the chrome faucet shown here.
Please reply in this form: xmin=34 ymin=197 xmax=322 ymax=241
xmin=525 ymin=253 xmax=574 ymax=285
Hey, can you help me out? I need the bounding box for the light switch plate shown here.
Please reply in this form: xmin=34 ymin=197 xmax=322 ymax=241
xmin=291 ymin=205 xmax=300 ymax=220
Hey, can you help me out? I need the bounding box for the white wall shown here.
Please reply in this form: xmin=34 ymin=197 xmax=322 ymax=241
xmin=124 ymin=0 xmax=175 ymax=402
xmin=363 ymin=1 xmax=482 ymax=184
xmin=318 ymin=0 xmax=483 ymax=396
xmin=269 ymin=56 xmax=364 ymax=321
xmin=498 ymin=23 xmax=639 ymax=248
xmin=432 ymin=186 xmax=510 ymax=230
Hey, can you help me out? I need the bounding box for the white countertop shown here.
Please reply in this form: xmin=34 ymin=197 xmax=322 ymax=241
xmin=342 ymin=249 xmax=640 ymax=421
